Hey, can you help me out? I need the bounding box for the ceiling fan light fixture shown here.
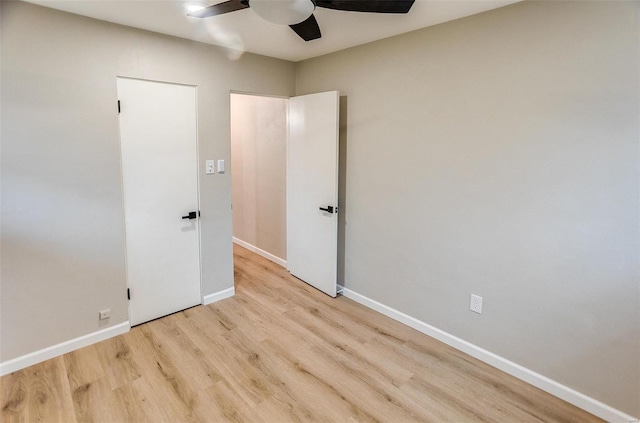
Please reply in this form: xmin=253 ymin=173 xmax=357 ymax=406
xmin=250 ymin=0 xmax=315 ymax=25
xmin=185 ymin=3 xmax=206 ymax=14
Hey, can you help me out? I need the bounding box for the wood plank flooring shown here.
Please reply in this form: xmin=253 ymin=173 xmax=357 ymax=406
xmin=1 ymin=244 xmax=603 ymax=422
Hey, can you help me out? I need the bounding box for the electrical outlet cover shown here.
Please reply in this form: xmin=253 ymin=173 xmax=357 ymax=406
xmin=470 ymin=294 xmax=483 ymax=314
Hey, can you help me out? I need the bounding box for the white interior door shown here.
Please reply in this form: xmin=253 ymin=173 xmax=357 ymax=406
xmin=287 ymin=91 xmax=340 ymax=297
xmin=117 ymin=77 xmax=201 ymax=326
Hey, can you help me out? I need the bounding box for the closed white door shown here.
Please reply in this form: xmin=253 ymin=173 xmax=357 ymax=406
xmin=287 ymin=91 xmax=340 ymax=297
xmin=117 ymin=77 xmax=201 ymax=326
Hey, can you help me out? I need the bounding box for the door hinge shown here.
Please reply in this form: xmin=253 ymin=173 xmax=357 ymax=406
xmin=118 ymin=100 xmax=121 ymax=114
xmin=127 ymin=288 xmax=130 ymax=300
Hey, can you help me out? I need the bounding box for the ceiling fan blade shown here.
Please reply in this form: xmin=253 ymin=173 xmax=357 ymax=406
xmin=188 ymin=0 xmax=249 ymax=18
xmin=315 ymin=0 xmax=414 ymax=13
xmin=289 ymin=14 xmax=321 ymax=41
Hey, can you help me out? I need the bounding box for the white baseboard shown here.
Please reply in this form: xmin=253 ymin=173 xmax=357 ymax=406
xmin=0 ymin=321 xmax=130 ymax=377
xmin=233 ymin=237 xmax=286 ymax=268
xmin=341 ymin=287 xmax=638 ymax=423
xmin=203 ymin=286 xmax=235 ymax=305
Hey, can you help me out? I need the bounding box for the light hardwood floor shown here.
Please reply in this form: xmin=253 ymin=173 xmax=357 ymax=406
xmin=1 ymin=244 xmax=602 ymax=422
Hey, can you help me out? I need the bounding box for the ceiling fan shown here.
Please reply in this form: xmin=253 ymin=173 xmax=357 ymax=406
xmin=188 ymin=0 xmax=416 ymax=41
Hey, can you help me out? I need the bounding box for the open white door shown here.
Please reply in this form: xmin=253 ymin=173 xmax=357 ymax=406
xmin=117 ymin=78 xmax=201 ymax=326
xmin=287 ymin=91 xmax=340 ymax=297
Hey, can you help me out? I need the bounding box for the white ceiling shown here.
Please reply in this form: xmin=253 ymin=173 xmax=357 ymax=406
xmin=24 ymin=0 xmax=520 ymax=62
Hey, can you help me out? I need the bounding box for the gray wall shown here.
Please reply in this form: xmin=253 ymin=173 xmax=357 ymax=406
xmin=1 ymin=1 xmax=294 ymax=362
xmin=295 ymin=1 xmax=639 ymax=417
xmin=231 ymin=94 xmax=287 ymax=260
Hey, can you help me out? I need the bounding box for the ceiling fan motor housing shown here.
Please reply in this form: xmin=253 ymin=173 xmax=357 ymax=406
xmin=249 ymin=0 xmax=316 ymax=25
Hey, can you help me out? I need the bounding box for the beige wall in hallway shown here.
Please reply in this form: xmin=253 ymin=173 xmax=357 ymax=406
xmin=231 ymin=94 xmax=287 ymax=261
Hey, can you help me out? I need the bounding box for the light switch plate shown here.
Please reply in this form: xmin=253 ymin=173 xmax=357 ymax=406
xmin=217 ymin=159 xmax=225 ymax=174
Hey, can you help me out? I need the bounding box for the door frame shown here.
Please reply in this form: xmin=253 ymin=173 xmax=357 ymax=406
xmin=116 ymin=76 xmax=204 ymax=324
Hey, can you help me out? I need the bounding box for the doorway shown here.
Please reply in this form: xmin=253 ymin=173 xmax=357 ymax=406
xmin=230 ymin=93 xmax=288 ymax=267
xmin=230 ymin=91 xmax=340 ymax=298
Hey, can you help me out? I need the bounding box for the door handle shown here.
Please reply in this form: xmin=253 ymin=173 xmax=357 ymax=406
xmin=319 ymin=206 xmax=334 ymax=214
xmin=182 ymin=211 xmax=198 ymax=220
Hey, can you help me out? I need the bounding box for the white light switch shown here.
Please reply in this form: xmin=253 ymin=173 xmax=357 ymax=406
xmin=217 ymin=159 xmax=225 ymax=174
xmin=206 ymin=160 xmax=215 ymax=175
